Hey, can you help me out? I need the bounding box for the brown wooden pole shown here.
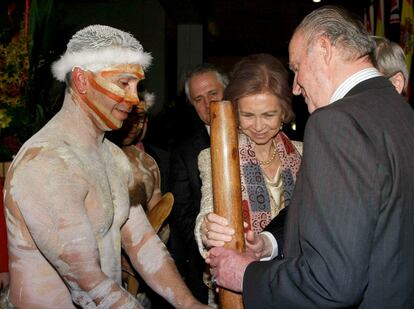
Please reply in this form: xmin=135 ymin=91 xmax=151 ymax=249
xmin=210 ymin=100 xmax=245 ymax=309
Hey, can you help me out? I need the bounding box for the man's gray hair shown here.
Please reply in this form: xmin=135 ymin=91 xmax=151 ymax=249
xmin=184 ymin=63 xmax=229 ymax=103
xmin=295 ymin=6 xmax=375 ymax=61
xmin=372 ymin=36 xmax=408 ymax=93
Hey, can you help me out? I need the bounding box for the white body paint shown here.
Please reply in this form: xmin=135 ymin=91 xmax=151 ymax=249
xmin=4 ymin=96 xmax=205 ymax=309
xmin=4 ymin=99 xmax=143 ymax=308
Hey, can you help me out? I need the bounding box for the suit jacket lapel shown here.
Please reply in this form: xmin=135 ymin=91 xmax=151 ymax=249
xmin=192 ymin=126 xmax=210 ymax=151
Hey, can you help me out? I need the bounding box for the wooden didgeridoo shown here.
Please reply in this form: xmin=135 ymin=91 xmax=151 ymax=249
xmin=210 ymin=100 xmax=245 ymax=309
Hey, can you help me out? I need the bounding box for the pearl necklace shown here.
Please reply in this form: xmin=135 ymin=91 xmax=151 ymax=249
xmin=258 ymin=140 xmax=277 ymax=166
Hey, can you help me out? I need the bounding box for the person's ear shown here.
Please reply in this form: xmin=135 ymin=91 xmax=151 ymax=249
xmin=72 ymin=67 xmax=88 ymax=94
xmin=280 ymin=111 xmax=287 ymax=124
xmin=319 ymin=36 xmax=333 ymax=65
xmin=388 ymin=72 xmax=405 ymax=95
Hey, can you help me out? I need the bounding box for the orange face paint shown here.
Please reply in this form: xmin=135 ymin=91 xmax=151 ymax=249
xmin=100 ymin=64 xmax=145 ymax=79
xmin=80 ymin=64 xmax=145 ymax=130
xmin=93 ymin=64 xmax=144 ymax=107
xmin=81 ymin=93 xmax=120 ymax=130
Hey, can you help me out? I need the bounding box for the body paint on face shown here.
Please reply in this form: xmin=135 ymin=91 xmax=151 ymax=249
xmin=91 ymin=75 xmax=140 ymax=106
xmin=99 ymin=65 xmax=145 ymax=79
xmin=80 ymin=64 xmax=144 ymax=130
xmin=79 ymin=93 xmax=121 ymax=130
xmin=97 ymin=65 xmax=144 ymax=106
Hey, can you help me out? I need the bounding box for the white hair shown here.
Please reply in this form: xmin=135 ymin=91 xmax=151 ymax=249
xmin=52 ymin=25 xmax=152 ymax=81
xmin=143 ymin=91 xmax=156 ymax=110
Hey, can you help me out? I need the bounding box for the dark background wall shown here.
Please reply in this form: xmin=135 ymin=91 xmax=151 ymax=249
xmin=2 ymin=0 xmax=410 ymax=148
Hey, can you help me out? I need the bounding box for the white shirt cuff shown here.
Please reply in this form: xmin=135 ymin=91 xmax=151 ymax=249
xmin=259 ymin=231 xmax=278 ymax=261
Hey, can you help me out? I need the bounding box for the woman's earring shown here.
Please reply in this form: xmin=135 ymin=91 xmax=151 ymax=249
xmin=280 ymin=123 xmax=283 ymax=130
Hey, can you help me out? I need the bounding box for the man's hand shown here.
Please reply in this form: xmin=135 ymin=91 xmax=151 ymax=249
xmin=245 ymin=231 xmax=273 ymax=260
xmin=206 ymin=247 xmax=255 ymax=293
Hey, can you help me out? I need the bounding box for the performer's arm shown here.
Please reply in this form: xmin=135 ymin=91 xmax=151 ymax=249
xmin=9 ymin=149 xmax=142 ymax=308
xmin=121 ymin=204 xmax=208 ymax=309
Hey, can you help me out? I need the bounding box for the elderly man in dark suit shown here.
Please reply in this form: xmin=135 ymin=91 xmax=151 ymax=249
xmin=168 ymin=63 xmax=228 ymax=304
xmin=206 ymin=6 xmax=414 ymax=308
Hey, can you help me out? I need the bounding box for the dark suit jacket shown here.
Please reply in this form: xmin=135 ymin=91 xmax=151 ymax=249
xmin=168 ymin=124 xmax=210 ymax=303
xmin=244 ymin=77 xmax=414 ymax=308
xmin=144 ymin=143 xmax=170 ymax=194
xmin=263 ymin=207 xmax=287 ymax=258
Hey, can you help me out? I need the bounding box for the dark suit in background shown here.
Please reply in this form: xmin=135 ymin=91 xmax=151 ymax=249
xmin=168 ymin=120 xmax=210 ymax=304
xmin=244 ymin=77 xmax=414 ymax=308
xmin=144 ymin=143 xmax=170 ymax=194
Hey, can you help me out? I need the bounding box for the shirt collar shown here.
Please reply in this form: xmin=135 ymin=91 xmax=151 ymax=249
xmin=329 ymin=68 xmax=382 ymax=104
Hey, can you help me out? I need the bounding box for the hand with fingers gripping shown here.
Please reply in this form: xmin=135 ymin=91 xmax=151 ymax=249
xmin=201 ymin=212 xmax=274 ymax=260
xmin=200 ymin=212 xmax=235 ymax=248
xmin=206 ymin=247 xmax=256 ymax=293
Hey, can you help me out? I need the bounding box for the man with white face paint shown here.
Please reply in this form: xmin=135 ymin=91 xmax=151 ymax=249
xmin=205 ymin=6 xmax=414 ymax=309
xmin=3 ymin=25 xmax=210 ymax=309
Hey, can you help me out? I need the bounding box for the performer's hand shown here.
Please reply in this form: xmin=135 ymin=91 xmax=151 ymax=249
xmin=0 ymin=272 xmax=9 ymax=290
xmin=245 ymin=230 xmax=273 ymax=260
xmin=206 ymin=247 xmax=255 ymax=293
xmin=201 ymin=212 xmax=235 ymax=248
